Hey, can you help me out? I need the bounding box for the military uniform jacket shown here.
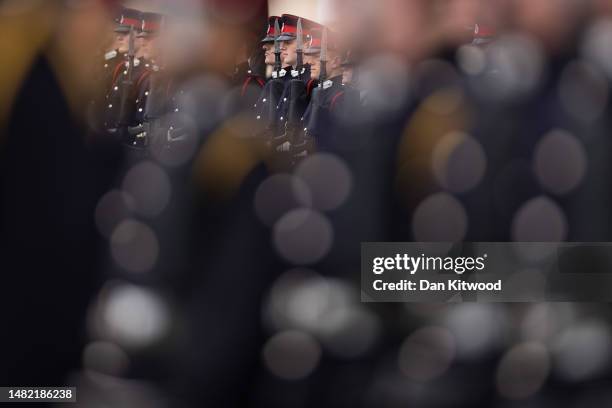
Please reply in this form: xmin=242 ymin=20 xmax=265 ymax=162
xmin=275 ymin=66 xmax=313 ymax=131
xmin=253 ymin=66 xmax=293 ymax=130
xmin=102 ymin=56 xmax=151 ymax=131
xmin=301 ymin=75 xmax=347 ymax=141
xmin=88 ymin=50 xmax=126 ymax=135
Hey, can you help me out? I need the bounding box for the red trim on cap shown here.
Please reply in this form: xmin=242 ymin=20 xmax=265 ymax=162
xmin=281 ymin=24 xmax=297 ymax=34
xmin=142 ymin=21 xmax=160 ymax=32
xmin=266 ymin=16 xmax=279 ymax=36
xmin=308 ymin=37 xmax=321 ymax=48
xmin=474 ymin=24 xmax=495 ymax=38
xmin=120 ymin=16 xmax=140 ymax=27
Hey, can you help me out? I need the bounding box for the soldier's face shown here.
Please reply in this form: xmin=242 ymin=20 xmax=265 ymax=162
xmin=262 ymin=42 xmax=279 ymax=66
xmin=115 ymin=32 xmax=129 ymax=52
xmin=281 ymin=39 xmax=297 ymax=67
xmin=141 ymin=36 xmax=159 ymax=60
xmin=305 ymin=54 xmax=321 ymax=79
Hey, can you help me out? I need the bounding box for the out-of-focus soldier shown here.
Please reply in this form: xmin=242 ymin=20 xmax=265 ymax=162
xmin=101 ymin=7 xmax=142 ymax=88
xmin=102 ymin=10 xmax=150 ymax=143
xmin=129 ymin=11 xmax=163 ymax=147
xmin=88 ymin=7 xmax=143 ymax=140
xmin=230 ymin=21 xmax=269 ymax=111
xmin=126 ymin=11 xmax=192 ymax=153
xmin=472 ymin=23 xmax=496 ymax=46
xmin=300 ymin=28 xmax=347 ymax=147
xmin=340 ymin=49 xmax=357 ymax=86
xmin=138 ymin=12 xmax=163 ymax=68
xmin=261 ymin=16 xmax=281 ymax=78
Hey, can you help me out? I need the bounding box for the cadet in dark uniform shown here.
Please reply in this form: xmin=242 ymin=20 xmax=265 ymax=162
xmin=129 ymin=12 xmax=196 ymax=157
xmin=129 ymin=12 xmax=182 ymax=152
xmin=88 ymin=7 xmax=142 ymax=139
xmin=252 ymin=16 xmax=292 ymax=139
xmin=132 ymin=12 xmax=163 ymax=131
xmin=229 ymin=19 xmax=271 ymax=112
xmin=300 ymin=28 xmax=347 ymax=151
xmin=274 ymin=16 xmax=322 ymax=134
xmin=100 ymin=8 xmax=141 ymax=88
xmin=102 ymin=11 xmax=151 ymax=145
xmin=261 ymin=16 xmax=281 ymax=76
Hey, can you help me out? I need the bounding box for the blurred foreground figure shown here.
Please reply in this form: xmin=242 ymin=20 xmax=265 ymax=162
xmin=231 ymin=22 xmax=267 ymax=109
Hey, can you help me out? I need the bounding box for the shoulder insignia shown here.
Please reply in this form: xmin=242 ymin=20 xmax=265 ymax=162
xmin=321 ymin=80 xmax=333 ymax=90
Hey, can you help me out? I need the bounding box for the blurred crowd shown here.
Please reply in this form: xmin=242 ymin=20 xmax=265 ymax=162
xmin=3 ymin=0 xmax=612 ymax=407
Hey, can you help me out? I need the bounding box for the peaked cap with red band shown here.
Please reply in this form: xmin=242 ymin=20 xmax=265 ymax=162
xmin=138 ymin=12 xmax=163 ymax=38
xmin=114 ymin=7 xmax=142 ymax=33
xmin=277 ymin=14 xmax=322 ymax=41
xmin=304 ymin=27 xmax=338 ymax=55
xmin=472 ymin=24 xmax=496 ymax=45
xmin=261 ymin=16 xmax=280 ymax=43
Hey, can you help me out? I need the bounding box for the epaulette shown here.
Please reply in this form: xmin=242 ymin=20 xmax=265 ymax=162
xmin=104 ymin=50 xmax=117 ymax=60
xmin=123 ymin=58 xmax=141 ymax=69
xmin=320 ymin=79 xmax=333 ymax=90
xmin=271 ymin=68 xmax=287 ymax=79
xmin=143 ymin=60 xmax=160 ymax=72
xmin=290 ymin=67 xmax=306 ymax=78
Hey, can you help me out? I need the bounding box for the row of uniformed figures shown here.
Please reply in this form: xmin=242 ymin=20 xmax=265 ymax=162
xmin=88 ymin=8 xmax=359 ymax=157
xmin=89 ymin=6 xmax=183 ymax=151
xmin=247 ymin=14 xmax=359 ymax=168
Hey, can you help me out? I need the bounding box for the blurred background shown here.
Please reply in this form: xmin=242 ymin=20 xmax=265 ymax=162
xmin=2 ymin=0 xmax=612 ymax=407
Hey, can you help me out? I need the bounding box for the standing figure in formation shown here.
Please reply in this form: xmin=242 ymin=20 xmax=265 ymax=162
xmin=273 ymin=16 xmax=322 ymax=142
xmin=129 ymin=11 xmax=163 ymax=148
xmin=89 ymin=7 xmax=142 ymax=139
xmin=101 ymin=11 xmax=149 ymax=144
xmin=300 ymin=28 xmax=348 ymax=153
